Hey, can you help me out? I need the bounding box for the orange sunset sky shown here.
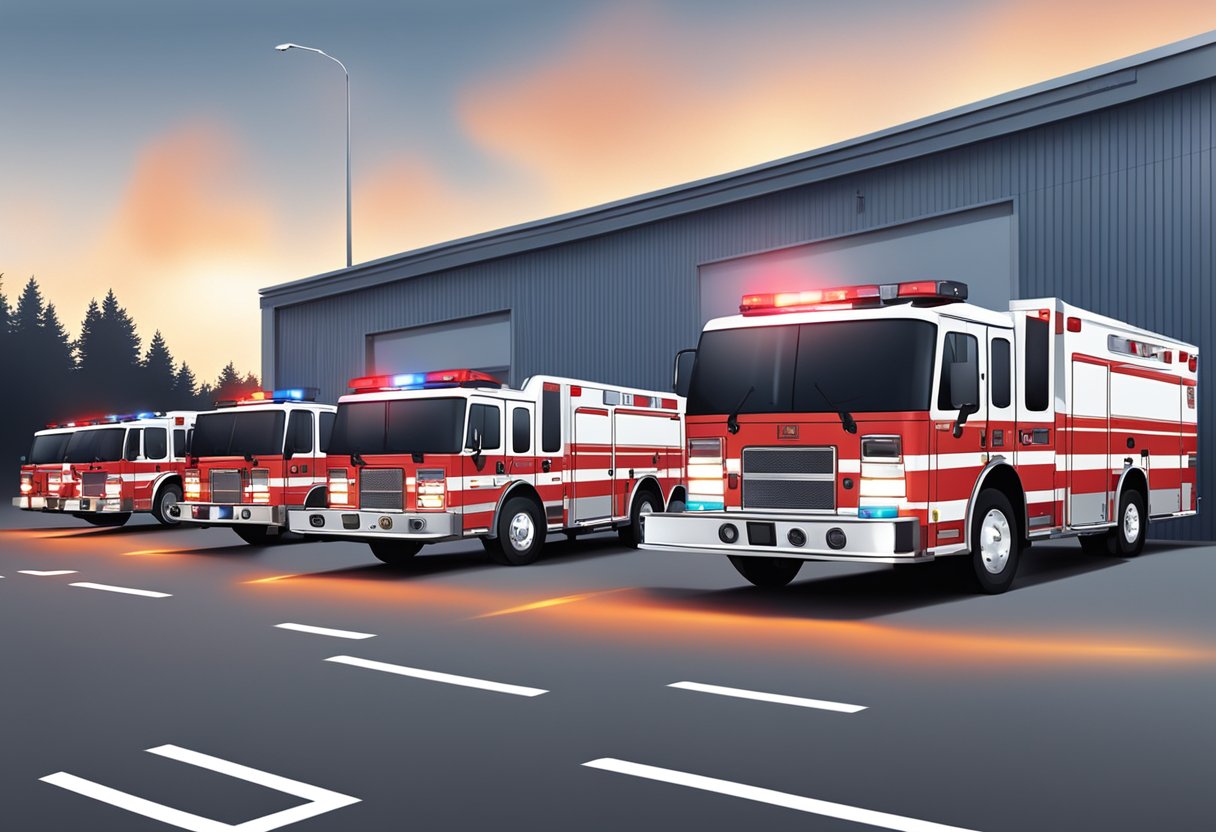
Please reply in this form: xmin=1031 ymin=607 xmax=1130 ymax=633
xmin=2 ymin=1 xmax=1214 ymax=382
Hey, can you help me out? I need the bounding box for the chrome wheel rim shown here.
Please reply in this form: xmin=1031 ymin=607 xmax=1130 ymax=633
xmin=161 ymin=491 xmax=179 ymax=523
xmin=508 ymin=511 xmax=535 ymax=552
xmin=1123 ymin=501 xmax=1141 ymax=544
xmin=979 ymin=508 xmax=1012 ymax=574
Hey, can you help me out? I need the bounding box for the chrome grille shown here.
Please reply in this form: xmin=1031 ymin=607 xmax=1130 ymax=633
xmin=81 ymin=472 xmax=107 ymax=498
xmin=210 ymin=470 xmax=242 ymax=505
xmin=360 ymin=468 xmax=404 ymax=511
xmin=742 ymin=446 xmax=836 ymax=511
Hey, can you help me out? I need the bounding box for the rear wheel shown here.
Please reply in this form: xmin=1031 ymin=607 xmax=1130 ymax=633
xmin=233 ymin=525 xmax=280 ymax=546
xmin=488 ymin=497 xmax=546 ymax=565
xmin=618 ymin=488 xmax=661 ymax=548
xmin=151 ymin=483 xmax=182 ymax=526
xmin=369 ymin=540 xmax=423 ymax=566
xmin=729 ymin=555 xmax=803 ymax=588
xmin=82 ymin=513 xmax=130 ymax=527
xmin=967 ymin=489 xmax=1022 ymax=594
xmin=1114 ymin=489 xmax=1147 ymax=557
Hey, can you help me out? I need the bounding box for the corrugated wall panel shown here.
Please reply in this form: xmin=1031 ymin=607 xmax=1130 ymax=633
xmin=275 ymin=78 xmax=1216 ymax=538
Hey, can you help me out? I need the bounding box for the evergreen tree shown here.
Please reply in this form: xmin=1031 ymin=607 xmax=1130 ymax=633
xmin=173 ymin=362 xmax=198 ymax=409
xmin=0 ymin=273 xmax=11 ymax=334
xmin=196 ymin=381 xmax=215 ymax=409
xmin=99 ymin=289 xmax=142 ymax=368
xmin=240 ymin=370 xmax=261 ymax=398
xmin=213 ymin=362 xmax=243 ymax=401
xmin=77 ymin=290 xmax=143 ymax=410
xmin=40 ymin=303 xmax=74 ymax=370
xmin=12 ymin=276 xmax=45 ymax=335
xmin=74 ymin=298 xmax=102 ymax=373
xmin=141 ymin=330 xmax=176 ymax=404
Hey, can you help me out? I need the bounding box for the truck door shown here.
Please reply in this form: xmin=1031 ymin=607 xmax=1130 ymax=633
xmin=1069 ymin=359 xmax=1110 ymax=526
xmin=931 ymin=322 xmax=988 ymax=546
xmin=507 ymin=403 xmax=537 ymax=487
xmin=537 ymin=384 xmax=565 ymax=528
xmin=572 ymin=407 xmax=613 ymax=523
xmin=1014 ymin=309 xmax=1059 ymax=533
xmin=463 ymin=399 xmax=505 ymax=528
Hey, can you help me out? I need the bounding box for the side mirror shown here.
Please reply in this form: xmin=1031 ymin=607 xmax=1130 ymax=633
xmin=467 ymin=428 xmax=483 ymax=455
xmin=672 ymin=348 xmax=697 ymax=397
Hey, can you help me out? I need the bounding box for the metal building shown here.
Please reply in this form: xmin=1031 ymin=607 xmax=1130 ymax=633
xmin=261 ymin=33 xmax=1216 ymax=539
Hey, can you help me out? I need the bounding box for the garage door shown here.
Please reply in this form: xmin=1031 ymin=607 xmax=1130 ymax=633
xmin=367 ymin=312 xmax=512 ymax=384
xmin=699 ymin=203 xmax=1015 ymax=323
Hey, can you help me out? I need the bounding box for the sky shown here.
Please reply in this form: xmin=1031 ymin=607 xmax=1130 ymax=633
xmin=2 ymin=0 xmax=1214 ymax=384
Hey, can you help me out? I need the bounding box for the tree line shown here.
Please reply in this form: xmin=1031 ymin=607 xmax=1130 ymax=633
xmin=0 ymin=275 xmax=261 ymax=469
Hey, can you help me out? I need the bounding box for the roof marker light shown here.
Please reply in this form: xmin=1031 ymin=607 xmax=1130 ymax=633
xmin=348 ymin=369 xmax=502 ymax=392
xmin=740 ymin=281 xmax=967 ymax=315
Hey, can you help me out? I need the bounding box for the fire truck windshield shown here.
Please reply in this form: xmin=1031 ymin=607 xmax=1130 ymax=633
xmin=63 ymin=428 xmax=127 ymax=463
xmin=28 ymin=432 xmax=72 ymax=464
xmin=327 ymin=398 xmax=466 ymax=456
xmin=191 ymin=411 xmax=286 ymax=457
xmin=687 ymin=319 xmax=937 ymax=417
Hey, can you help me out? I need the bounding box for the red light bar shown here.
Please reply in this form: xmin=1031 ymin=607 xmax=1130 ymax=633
xmin=348 ymin=369 xmax=502 ymax=392
xmin=740 ymin=281 xmax=966 ymax=315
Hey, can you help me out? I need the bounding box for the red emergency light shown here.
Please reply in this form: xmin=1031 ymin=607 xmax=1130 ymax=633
xmin=348 ymin=369 xmax=502 ymax=393
xmin=740 ymin=280 xmax=967 ymax=315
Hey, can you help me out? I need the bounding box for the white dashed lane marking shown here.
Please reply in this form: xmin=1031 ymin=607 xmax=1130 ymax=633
xmin=583 ymin=758 xmax=980 ymax=832
xmin=325 ymin=655 xmax=548 ymax=697
xmin=41 ymin=744 xmax=360 ymax=831
xmin=668 ymin=681 xmax=867 ymax=714
xmin=275 ymin=623 xmax=377 ymax=640
xmin=18 ymin=570 xmax=79 ymax=576
xmin=69 ymin=582 xmax=172 ymax=599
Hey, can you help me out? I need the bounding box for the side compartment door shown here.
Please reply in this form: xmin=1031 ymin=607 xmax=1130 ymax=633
xmin=1069 ymin=359 xmax=1110 ymax=526
xmin=572 ymin=407 xmax=613 ymax=523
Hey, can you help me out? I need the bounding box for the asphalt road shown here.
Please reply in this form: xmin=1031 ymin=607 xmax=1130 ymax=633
xmin=2 ymin=506 xmax=1213 ymax=832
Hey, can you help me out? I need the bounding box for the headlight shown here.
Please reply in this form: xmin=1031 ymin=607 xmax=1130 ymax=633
xmin=687 ymin=437 xmax=725 ymax=511
xmin=19 ymin=474 xmax=32 ymax=494
xmin=251 ymin=468 xmax=270 ymax=502
xmin=184 ymin=469 xmax=201 ymax=500
xmin=416 ymin=469 xmax=446 ymax=510
xmin=328 ymin=468 xmax=351 ymax=506
xmin=105 ymin=475 xmax=122 ymax=497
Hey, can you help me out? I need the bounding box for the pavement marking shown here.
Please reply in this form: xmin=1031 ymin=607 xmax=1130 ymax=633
xmin=18 ymin=569 xmax=79 ymax=576
xmin=325 ymin=655 xmax=548 ymax=697
xmin=275 ymin=623 xmax=377 ymax=640
xmin=41 ymin=743 xmax=360 ymax=832
xmin=69 ymin=582 xmax=172 ymax=599
xmin=583 ymin=758 xmax=980 ymax=832
xmin=668 ymin=681 xmax=867 ymax=714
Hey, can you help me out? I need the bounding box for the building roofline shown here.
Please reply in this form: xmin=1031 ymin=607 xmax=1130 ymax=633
xmin=261 ymin=29 xmax=1216 ymax=309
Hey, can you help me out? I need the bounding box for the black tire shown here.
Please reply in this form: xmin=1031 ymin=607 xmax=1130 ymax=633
xmin=1113 ymin=489 xmax=1147 ymax=557
xmin=369 ymin=540 xmax=423 ymax=566
xmin=489 ymin=497 xmax=546 ymax=565
xmin=233 ymin=525 xmax=279 ymax=546
xmin=967 ymin=489 xmax=1022 ymax=594
xmin=728 ymin=555 xmax=803 ymax=588
xmin=667 ymin=499 xmax=686 ymax=514
xmin=618 ymin=488 xmax=661 ymax=547
xmin=82 ymin=513 xmax=130 ymax=527
xmin=151 ymin=483 xmax=183 ymax=526
xmin=1079 ymin=532 xmax=1116 ymax=556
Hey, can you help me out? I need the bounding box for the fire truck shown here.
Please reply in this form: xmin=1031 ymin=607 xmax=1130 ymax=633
xmin=287 ymin=369 xmax=685 ymax=565
xmin=13 ymin=411 xmax=198 ymax=526
xmin=173 ymin=388 xmax=336 ymax=544
xmin=642 ymin=280 xmax=1198 ymax=594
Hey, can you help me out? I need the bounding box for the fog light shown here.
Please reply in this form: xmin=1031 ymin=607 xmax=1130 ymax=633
xmin=787 ymin=528 xmax=806 ymax=547
xmin=718 ymin=523 xmax=739 ymax=544
xmin=309 ymin=514 xmax=325 ymax=528
xmin=826 ymin=528 xmax=847 ymax=550
xmin=378 ymin=516 xmax=393 ymax=530
xmin=240 ymin=509 xmax=252 ymax=520
xmin=408 ymin=518 xmax=425 ymax=531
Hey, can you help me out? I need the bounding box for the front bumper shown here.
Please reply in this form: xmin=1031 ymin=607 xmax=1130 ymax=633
xmin=13 ymin=496 xmax=132 ymax=514
xmin=641 ymin=511 xmax=928 ymax=563
xmin=287 ymin=508 xmax=461 ymax=541
xmin=176 ymin=502 xmax=287 ymax=527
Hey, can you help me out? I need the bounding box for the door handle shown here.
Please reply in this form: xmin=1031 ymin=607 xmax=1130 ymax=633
xmin=608 ymin=469 xmax=614 ymax=477
xmin=496 ymin=461 xmax=505 ymax=475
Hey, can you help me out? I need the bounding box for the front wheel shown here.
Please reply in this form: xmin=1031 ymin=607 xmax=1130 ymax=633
xmin=82 ymin=513 xmax=130 ymax=527
xmin=729 ymin=555 xmax=803 ymax=588
xmin=488 ymin=497 xmax=546 ymax=565
xmin=618 ymin=489 xmax=660 ymax=548
xmin=967 ymin=489 xmax=1022 ymax=594
xmin=152 ymin=483 xmax=183 ymax=526
xmin=369 ymin=540 xmax=423 ymax=566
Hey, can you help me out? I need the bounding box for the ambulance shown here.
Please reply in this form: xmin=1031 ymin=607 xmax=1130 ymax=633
xmin=288 ymin=369 xmax=685 ymax=565
xmin=642 ymin=280 xmax=1198 ymax=593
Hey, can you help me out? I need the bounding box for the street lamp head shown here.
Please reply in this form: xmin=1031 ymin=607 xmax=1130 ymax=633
xmin=275 ymin=43 xmax=296 ymax=52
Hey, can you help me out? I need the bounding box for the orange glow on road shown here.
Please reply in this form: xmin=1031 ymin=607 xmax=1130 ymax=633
xmin=475 ymin=588 xmax=630 ymax=619
xmin=244 ymin=573 xmax=305 ymax=584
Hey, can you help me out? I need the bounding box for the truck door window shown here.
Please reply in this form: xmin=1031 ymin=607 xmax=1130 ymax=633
xmin=124 ymin=429 xmax=142 ymax=461
xmin=1024 ymin=316 xmax=1050 ymax=411
xmin=319 ymin=412 xmax=336 ymax=452
xmin=938 ymin=332 xmax=979 ymax=410
xmin=512 ymin=407 xmax=531 ymax=454
xmin=541 ymin=389 xmax=561 ymax=453
xmin=991 ymin=338 xmax=1012 ymax=408
xmin=466 ymin=404 xmax=502 ymax=451
xmin=173 ymin=429 xmax=187 ymax=458
xmin=144 ymin=428 xmax=168 ymax=460
xmin=287 ymin=411 xmax=314 ymax=454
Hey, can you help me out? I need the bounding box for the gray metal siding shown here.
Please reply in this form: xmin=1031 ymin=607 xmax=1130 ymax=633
xmin=274 ymin=78 xmax=1215 ymax=538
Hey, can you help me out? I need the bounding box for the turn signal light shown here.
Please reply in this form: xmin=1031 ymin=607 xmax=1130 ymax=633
xmin=416 ymin=469 xmax=446 ymax=510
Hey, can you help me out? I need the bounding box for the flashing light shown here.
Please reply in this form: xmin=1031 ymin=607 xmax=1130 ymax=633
xmin=687 ymin=437 xmax=725 ymax=511
xmin=858 ymin=506 xmax=899 ymax=519
xmin=328 ymin=468 xmax=351 ymax=507
xmin=740 ymin=281 xmax=967 ymax=315
xmin=348 ymin=369 xmax=502 ymax=392
xmin=19 ymin=473 xmax=32 ymax=494
xmin=1189 ymin=355 xmax=1198 ymax=372
xmin=270 ymin=387 xmax=319 ymax=402
xmin=184 ymin=469 xmax=201 ymax=501
xmin=416 ymin=469 xmax=446 ymax=510
xmin=250 ymin=468 xmax=271 ymax=502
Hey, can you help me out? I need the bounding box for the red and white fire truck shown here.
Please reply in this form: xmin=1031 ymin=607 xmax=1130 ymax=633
xmin=13 ymin=411 xmax=198 ymax=526
xmin=174 ymin=388 xmax=336 ymax=544
xmin=287 ymin=369 xmax=685 ymax=565
xmin=643 ymin=280 xmax=1198 ymax=594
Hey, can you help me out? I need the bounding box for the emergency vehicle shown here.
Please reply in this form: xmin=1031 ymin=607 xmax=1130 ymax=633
xmin=287 ymin=369 xmax=685 ymax=565
xmin=643 ymin=280 xmax=1198 ymax=594
xmin=13 ymin=411 xmax=198 ymax=526
xmin=173 ymin=388 xmax=336 ymax=545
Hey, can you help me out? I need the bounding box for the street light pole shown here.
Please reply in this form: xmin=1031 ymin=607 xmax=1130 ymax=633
xmin=276 ymin=43 xmax=352 ymax=268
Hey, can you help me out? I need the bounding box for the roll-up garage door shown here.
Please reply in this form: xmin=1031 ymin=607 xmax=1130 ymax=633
xmin=699 ymin=203 xmax=1015 ymax=324
xmin=367 ymin=312 xmax=512 ymax=383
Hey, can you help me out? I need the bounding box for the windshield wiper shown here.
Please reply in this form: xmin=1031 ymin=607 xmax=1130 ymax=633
xmin=815 ymin=382 xmax=857 ymax=434
xmin=726 ymin=386 xmax=755 ymax=435
xmin=349 ymin=452 xmax=366 ymax=467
